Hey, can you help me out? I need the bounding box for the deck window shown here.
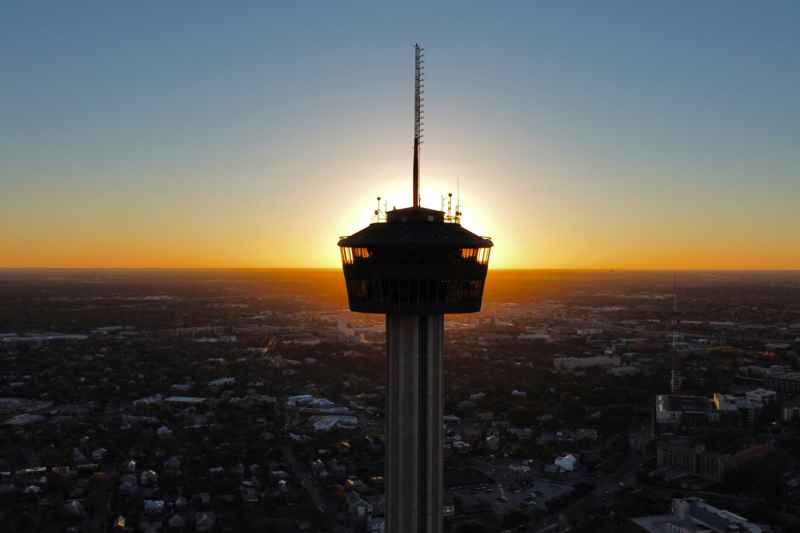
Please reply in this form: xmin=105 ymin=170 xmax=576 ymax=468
xmin=341 ymin=247 xmax=354 ymax=265
xmin=353 ymin=247 xmax=372 ymax=259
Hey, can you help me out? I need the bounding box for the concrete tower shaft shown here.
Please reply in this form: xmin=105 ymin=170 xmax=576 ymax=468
xmin=386 ymin=314 xmax=443 ymax=533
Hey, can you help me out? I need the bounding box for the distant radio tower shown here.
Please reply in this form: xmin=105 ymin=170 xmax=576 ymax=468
xmin=672 ymin=273 xmax=678 ymax=351
xmin=670 ymin=273 xmax=683 ymax=393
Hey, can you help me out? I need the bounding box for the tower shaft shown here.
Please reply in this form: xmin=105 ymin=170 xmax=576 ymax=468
xmin=386 ymin=313 xmax=443 ymax=533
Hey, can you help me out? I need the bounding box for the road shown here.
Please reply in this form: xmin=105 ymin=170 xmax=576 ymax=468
xmin=283 ymin=443 xmax=334 ymax=524
xmin=532 ymin=449 xmax=644 ymax=532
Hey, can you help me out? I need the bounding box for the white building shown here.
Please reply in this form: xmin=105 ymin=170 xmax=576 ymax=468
xmin=309 ymin=415 xmax=358 ymax=432
xmin=608 ymin=365 xmax=640 ymax=377
xmin=208 ymin=377 xmax=236 ymax=387
xmin=554 ymin=454 xmax=577 ymax=472
xmin=631 ymin=497 xmax=761 ymax=532
xmin=745 ymin=388 xmax=777 ymax=406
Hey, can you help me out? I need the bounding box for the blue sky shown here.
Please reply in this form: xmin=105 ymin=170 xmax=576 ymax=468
xmin=1 ymin=2 xmax=798 ymax=268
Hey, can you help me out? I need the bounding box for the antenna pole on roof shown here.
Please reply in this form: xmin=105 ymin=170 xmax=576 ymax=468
xmin=413 ymin=43 xmax=424 ymax=207
xmin=456 ymin=177 xmax=462 ymax=223
xmin=447 ymin=192 xmax=453 ymax=221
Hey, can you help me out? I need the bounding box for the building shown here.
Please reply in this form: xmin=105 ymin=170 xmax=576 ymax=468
xmin=742 ymin=365 xmax=800 ymax=394
xmin=654 ymin=395 xmax=717 ymax=434
xmin=553 ymin=355 xmax=620 ymax=371
xmin=631 ymin=497 xmax=762 ymax=532
xmin=712 ymin=389 xmax=776 ymax=425
xmin=337 ymin=44 xmax=492 ymax=533
xmin=656 ymin=439 xmax=731 ymax=482
xmin=655 ymin=389 xmax=776 ymax=435
xmin=746 ymin=388 xmax=777 ymax=406
xmin=608 ymin=365 xmax=640 ymax=377
xmin=712 ymin=393 xmax=758 ymax=425
xmin=766 ymin=370 xmax=800 ymax=394
xmin=782 ymin=396 xmax=800 ymax=422
xmin=553 ymin=454 xmax=577 ymax=472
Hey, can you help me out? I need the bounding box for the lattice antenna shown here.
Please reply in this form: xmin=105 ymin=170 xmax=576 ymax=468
xmin=412 ymin=43 xmax=424 ymax=207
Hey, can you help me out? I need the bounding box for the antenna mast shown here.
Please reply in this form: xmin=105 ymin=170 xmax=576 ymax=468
xmin=455 ymin=176 xmax=462 ymax=223
xmin=413 ymin=44 xmax=424 ymax=207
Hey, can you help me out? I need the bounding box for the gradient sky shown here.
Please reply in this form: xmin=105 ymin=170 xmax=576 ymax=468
xmin=2 ymin=2 xmax=798 ymax=269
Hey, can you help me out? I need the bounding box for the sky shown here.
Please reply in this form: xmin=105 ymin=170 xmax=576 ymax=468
xmin=1 ymin=2 xmax=798 ymax=270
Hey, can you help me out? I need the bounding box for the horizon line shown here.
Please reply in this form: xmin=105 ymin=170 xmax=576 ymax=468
xmin=1 ymin=266 xmax=799 ymax=273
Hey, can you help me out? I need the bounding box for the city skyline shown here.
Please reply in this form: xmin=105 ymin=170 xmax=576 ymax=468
xmin=2 ymin=2 xmax=799 ymax=270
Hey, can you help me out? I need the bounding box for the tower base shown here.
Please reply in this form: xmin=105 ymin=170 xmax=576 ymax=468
xmin=386 ymin=313 xmax=444 ymax=533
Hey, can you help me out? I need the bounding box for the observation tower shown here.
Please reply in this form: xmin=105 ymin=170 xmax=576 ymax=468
xmin=338 ymin=44 xmax=492 ymax=533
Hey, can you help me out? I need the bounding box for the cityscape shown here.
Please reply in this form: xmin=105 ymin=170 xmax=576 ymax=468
xmin=3 ymin=2 xmax=800 ymax=533
xmin=2 ymin=269 xmax=799 ymax=532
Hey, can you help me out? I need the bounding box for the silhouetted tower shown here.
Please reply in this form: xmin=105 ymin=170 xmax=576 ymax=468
xmin=338 ymin=45 xmax=492 ymax=533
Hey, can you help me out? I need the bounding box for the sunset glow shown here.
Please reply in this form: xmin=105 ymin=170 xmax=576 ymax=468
xmin=2 ymin=3 xmax=798 ymax=271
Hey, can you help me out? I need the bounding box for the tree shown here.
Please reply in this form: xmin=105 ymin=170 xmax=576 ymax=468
xmin=453 ymin=521 xmax=490 ymax=533
xmin=501 ymin=509 xmax=530 ymax=530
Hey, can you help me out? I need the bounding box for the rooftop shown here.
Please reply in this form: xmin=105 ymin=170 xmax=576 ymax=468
xmin=338 ymin=208 xmax=491 ymax=248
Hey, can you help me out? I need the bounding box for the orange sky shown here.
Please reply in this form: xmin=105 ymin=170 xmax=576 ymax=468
xmin=3 ymin=6 xmax=799 ymax=270
xmin=2 ymin=167 xmax=799 ymax=270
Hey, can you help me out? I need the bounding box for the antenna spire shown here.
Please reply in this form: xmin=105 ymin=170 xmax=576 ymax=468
xmin=413 ymin=43 xmax=424 ymax=207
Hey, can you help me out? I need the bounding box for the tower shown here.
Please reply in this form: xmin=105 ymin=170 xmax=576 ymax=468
xmin=338 ymin=45 xmax=492 ymax=533
xmin=670 ymin=273 xmax=683 ymax=393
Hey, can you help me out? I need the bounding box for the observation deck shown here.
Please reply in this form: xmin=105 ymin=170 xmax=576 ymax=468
xmin=338 ymin=206 xmax=492 ymax=314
